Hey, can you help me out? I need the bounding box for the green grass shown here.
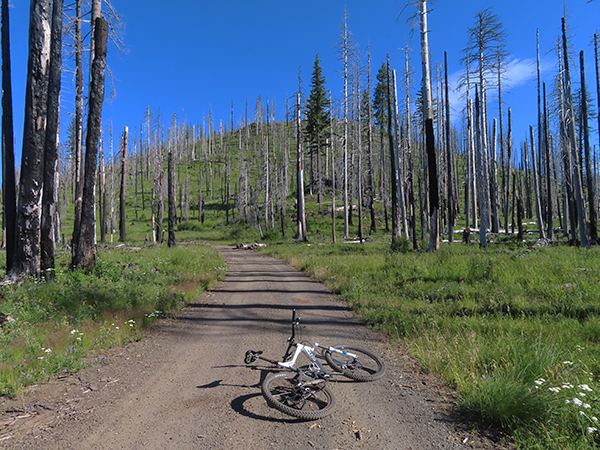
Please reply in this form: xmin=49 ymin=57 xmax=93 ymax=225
xmin=260 ymin=242 xmax=600 ymax=449
xmin=0 ymin=243 xmax=225 ymax=397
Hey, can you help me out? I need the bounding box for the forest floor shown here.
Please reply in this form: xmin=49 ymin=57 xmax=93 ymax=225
xmin=0 ymin=245 xmax=512 ymax=449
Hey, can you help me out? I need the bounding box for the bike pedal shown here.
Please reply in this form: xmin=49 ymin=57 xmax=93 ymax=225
xmin=244 ymin=350 xmax=263 ymax=364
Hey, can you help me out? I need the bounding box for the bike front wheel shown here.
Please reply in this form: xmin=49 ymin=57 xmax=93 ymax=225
xmin=261 ymin=372 xmax=336 ymax=420
xmin=325 ymin=345 xmax=385 ymax=382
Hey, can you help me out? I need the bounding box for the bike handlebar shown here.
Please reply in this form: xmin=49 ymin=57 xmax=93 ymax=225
xmin=284 ymin=309 xmax=299 ymax=360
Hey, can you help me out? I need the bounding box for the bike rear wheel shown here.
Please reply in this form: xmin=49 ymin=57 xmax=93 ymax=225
xmin=324 ymin=345 xmax=385 ymax=382
xmin=261 ymin=372 xmax=336 ymax=420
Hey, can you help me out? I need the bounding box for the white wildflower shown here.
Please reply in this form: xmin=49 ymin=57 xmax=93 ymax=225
xmin=563 ymin=361 xmax=574 ymax=365
xmin=70 ymin=329 xmax=79 ymax=335
xmin=578 ymin=392 xmax=587 ymax=397
xmin=568 ymin=398 xmax=584 ymax=406
xmin=562 ymin=383 xmax=574 ymax=389
xmin=578 ymin=384 xmax=593 ymax=392
xmin=549 ymin=387 xmax=561 ymax=393
xmin=587 ymin=427 xmax=598 ymax=435
xmin=534 ymin=378 xmax=546 ymax=386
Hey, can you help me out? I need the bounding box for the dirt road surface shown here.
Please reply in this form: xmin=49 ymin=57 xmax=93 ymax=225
xmin=0 ymin=245 xmax=508 ymax=449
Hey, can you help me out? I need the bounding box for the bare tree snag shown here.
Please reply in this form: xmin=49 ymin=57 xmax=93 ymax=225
xmin=419 ymin=0 xmax=439 ymax=252
xmin=11 ymin=0 xmax=52 ymax=279
xmin=2 ymin=0 xmax=17 ymax=273
xmin=41 ymin=0 xmax=63 ymax=278
xmin=119 ymin=126 xmax=128 ymax=242
xmin=72 ymin=16 xmax=108 ymax=270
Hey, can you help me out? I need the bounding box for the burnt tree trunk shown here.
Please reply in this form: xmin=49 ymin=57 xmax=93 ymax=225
xmin=11 ymin=0 xmax=52 ymax=279
xmin=41 ymin=0 xmax=63 ymax=278
xmin=1 ymin=0 xmax=16 ymax=272
xmin=444 ymin=51 xmax=454 ymax=242
xmin=167 ymin=141 xmax=176 ymax=247
xmin=119 ymin=127 xmax=128 ymax=242
xmin=579 ymin=51 xmax=597 ymax=243
xmin=72 ymin=0 xmax=84 ymax=239
xmin=72 ymin=17 xmax=107 ymax=269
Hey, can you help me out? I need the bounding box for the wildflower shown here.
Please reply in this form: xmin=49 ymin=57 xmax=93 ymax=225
xmin=562 ymin=383 xmax=574 ymax=389
xmin=549 ymin=387 xmax=561 ymax=393
xmin=534 ymin=378 xmax=546 ymax=386
xmin=578 ymin=384 xmax=593 ymax=392
xmin=587 ymin=427 xmax=598 ymax=435
xmin=70 ymin=329 xmax=79 ymax=335
xmin=567 ymin=398 xmax=584 ymax=406
xmin=577 ymin=392 xmax=588 ymax=397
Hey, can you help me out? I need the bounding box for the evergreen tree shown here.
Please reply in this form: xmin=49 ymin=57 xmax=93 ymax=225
xmin=372 ymin=62 xmax=389 ymax=132
xmin=305 ymin=54 xmax=330 ymax=202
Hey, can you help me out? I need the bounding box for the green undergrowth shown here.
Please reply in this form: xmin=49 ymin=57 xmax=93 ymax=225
xmin=0 ymin=243 xmax=226 ymax=397
xmin=261 ymin=242 xmax=600 ymax=449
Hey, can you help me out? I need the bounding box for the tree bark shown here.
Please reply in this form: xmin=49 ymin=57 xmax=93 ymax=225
xmin=73 ymin=0 xmax=84 ymax=239
xmin=543 ymin=82 xmax=554 ymax=240
xmin=530 ymin=125 xmax=545 ymax=239
xmin=392 ymin=69 xmax=408 ymax=239
xmin=11 ymin=0 xmax=52 ymax=279
xmin=296 ymin=84 xmax=307 ymax=242
xmin=330 ymin=91 xmax=336 ymax=243
xmin=342 ymin=12 xmax=350 ymax=239
xmin=1 ymin=0 xmax=17 ymax=273
xmin=444 ymin=51 xmax=454 ymax=243
xmin=72 ymin=17 xmax=107 ymax=269
xmin=580 ymin=51 xmax=597 ymax=244
xmin=119 ymin=127 xmax=128 ymax=242
xmin=419 ymin=0 xmax=439 ymax=252
xmin=386 ymin=57 xmax=401 ymax=244
xmin=167 ymin=139 xmax=176 ymax=247
xmin=562 ymin=17 xmax=589 ymax=248
xmin=41 ymin=0 xmax=63 ymax=278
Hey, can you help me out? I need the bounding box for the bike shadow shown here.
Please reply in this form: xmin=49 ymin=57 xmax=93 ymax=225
xmin=228 ymin=368 xmax=320 ymax=423
xmin=230 ymin=392 xmax=315 ymax=424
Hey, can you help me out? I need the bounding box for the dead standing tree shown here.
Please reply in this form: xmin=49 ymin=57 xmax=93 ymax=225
xmin=2 ymin=0 xmax=17 ymax=273
xmin=419 ymin=0 xmax=439 ymax=251
xmin=41 ymin=0 xmax=64 ymax=278
xmin=119 ymin=126 xmax=128 ymax=242
xmin=72 ymin=16 xmax=108 ymax=269
xmin=11 ymin=0 xmax=52 ymax=279
xmin=296 ymin=73 xmax=307 ymax=242
xmin=561 ymin=17 xmax=589 ymax=248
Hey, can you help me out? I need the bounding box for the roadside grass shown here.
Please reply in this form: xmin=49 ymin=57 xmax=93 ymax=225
xmin=0 ymin=243 xmax=225 ymax=397
xmin=260 ymin=242 xmax=600 ymax=449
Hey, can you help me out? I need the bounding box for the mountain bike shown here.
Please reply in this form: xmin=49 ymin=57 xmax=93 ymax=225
xmin=244 ymin=309 xmax=385 ymax=420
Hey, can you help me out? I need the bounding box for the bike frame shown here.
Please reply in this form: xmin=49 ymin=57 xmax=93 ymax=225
xmin=246 ymin=310 xmax=359 ymax=379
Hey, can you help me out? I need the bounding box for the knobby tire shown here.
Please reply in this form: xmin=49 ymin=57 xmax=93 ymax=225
xmin=324 ymin=345 xmax=385 ymax=382
xmin=261 ymin=372 xmax=336 ymax=420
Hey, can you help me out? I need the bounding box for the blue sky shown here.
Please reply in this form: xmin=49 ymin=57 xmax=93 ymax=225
xmin=6 ymin=0 xmax=600 ymax=160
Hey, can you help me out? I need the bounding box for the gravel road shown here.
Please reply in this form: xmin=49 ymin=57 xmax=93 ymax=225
xmin=0 ymin=245 xmax=509 ymax=449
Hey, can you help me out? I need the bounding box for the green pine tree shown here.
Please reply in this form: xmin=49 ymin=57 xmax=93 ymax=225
xmin=305 ymin=54 xmax=330 ymax=199
xmin=372 ymin=62 xmax=389 ymax=132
